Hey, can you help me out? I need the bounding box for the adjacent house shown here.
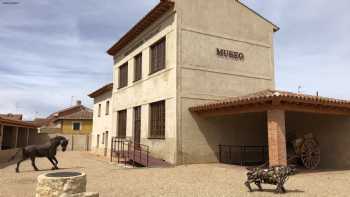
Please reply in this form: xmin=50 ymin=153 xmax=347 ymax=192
xmin=38 ymin=101 xmax=93 ymax=135
xmin=88 ymin=83 xmax=113 ymax=156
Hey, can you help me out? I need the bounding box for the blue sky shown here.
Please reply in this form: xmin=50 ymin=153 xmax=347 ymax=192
xmin=0 ymin=0 xmax=349 ymax=120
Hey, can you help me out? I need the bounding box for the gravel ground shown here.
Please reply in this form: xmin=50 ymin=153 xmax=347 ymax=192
xmin=0 ymin=151 xmax=349 ymax=197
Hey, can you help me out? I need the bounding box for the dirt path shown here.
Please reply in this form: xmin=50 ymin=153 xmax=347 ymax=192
xmin=0 ymin=151 xmax=349 ymax=197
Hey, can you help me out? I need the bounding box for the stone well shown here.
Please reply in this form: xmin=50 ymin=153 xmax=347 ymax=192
xmin=36 ymin=172 xmax=98 ymax=197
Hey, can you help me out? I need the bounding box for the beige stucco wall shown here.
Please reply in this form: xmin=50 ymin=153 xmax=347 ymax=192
xmin=180 ymin=99 xmax=267 ymax=164
xmin=286 ymin=112 xmax=350 ymax=169
xmin=91 ymin=91 xmax=113 ymax=155
xmin=176 ymin=0 xmax=276 ymax=164
xmin=105 ymin=0 xmax=277 ymax=164
xmin=111 ymin=11 xmax=178 ymax=163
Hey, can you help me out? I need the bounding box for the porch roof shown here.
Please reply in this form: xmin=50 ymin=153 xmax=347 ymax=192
xmin=189 ymin=90 xmax=350 ymax=116
xmin=0 ymin=117 xmax=37 ymax=128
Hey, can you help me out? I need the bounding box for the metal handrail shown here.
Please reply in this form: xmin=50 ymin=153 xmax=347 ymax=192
xmin=111 ymin=137 xmax=150 ymax=167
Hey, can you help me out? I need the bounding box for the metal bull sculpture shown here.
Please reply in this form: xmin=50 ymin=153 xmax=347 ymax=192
xmin=8 ymin=136 xmax=69 ymax=173
xmin=245 ymin=165 xmax=296 ymax=193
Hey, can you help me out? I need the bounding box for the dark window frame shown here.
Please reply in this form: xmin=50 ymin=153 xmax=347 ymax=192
xmin=118 ymin=63 xmax=128 ymax=89
xmin=72 ymin=122 xmax=81 ymax=131
xmin=133 ymin=106 xmax=141 ymax=144
xmin=149 ymin=100 xmax=165 ymax=139
xmin=134 ymin=53 xmax=142 ymax=82
xmin=106 ymin=101 xmax=110 ymax=116
xmin=117 ymin=110 xmax=127 ymax=138
xmin=150 ymin=37 xmax=166 ymax=75
xmin=98 ymin=104 xmax=101 ymax=117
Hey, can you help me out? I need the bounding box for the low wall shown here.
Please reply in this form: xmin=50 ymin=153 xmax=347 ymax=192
xmin=47 ymin=134 xmax=91 ymax=151
xmin=0 ymin=148 xmax=20 ymax=163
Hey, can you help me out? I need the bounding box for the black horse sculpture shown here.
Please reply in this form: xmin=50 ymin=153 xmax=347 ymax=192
xmin=9 ymin=136 xmax=69 ymax=173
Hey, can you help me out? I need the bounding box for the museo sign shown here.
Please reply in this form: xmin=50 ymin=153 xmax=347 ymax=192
xmin=216 ymin=48 xmax=244 ymax=61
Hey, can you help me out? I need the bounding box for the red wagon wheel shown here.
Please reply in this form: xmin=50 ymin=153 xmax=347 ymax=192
xmin=300 ymin=138 xmax=321 ymax=169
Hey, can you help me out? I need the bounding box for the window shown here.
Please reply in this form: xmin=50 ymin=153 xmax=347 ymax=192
xmin=98 ymin=104 xmax=101 ymax=117
xmin=133 ymin=106 xmax=141 ymax=145
xmin=106 ymin=101 xmax=110 ymax=115
xmin=97 ymin=134 xmax=100 ymax=148
xmin=105 ymin=131 xmax=109 ymax=146
xmin=149 ymin=100 xmax=165 ymax=139
xmin=73 ymin=122 xmax=81 ymax=131
xmin=102 ymin=133 xmax=105 ymax=144
xmin=150 ymin=37 xmax=166 ymax=74
xmin=134 ymin=53 xmax=142 ymax=82
xmin=119 ymin=63 xmax=128 ymax=88
xmin=117 ymin=110 xmax=127 ymax=138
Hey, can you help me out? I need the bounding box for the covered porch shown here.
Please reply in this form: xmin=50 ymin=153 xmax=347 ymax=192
xmin=0 ymin=117 xmax=38 ymax=150
xmin=189 ymin=90 xmax=350 ymax=169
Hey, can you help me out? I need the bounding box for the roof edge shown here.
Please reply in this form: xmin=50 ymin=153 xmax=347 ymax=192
xmin=190 ymin=89 xmax=350 ymax=113
xmin=236 ymin=0 xmax=280 ymax=32
xmin=0 ymin=117 xmax=37 ymax=128
xmin=88 ymin=83 xmax=113 ymax=98
xmin=107 ymin=0 xmax=175 ymax=56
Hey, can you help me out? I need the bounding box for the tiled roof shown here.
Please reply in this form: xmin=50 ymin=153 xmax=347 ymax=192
xmin=0 ymin=117 xmax=37 ymax=128
xmin=88 ymin=83 xmax=113 ymax=98
xmin=189 ymin=89 xmax=350 ymax=113
xmin=0 ymin=114 xmax=23 ymax=121
xmin=57 ymin=110 xmax=93 ymax=120
xmin=29 ymin=118 xmax=50 ymax=127
xmin=107 ymin=0 xmax=175 ymax=56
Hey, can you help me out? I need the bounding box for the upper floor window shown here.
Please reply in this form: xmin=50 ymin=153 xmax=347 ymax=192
xmin=134 ymin=53 xmax=142 ymax=82
xmin=119 ymin=63 xmax=128 ymax=88
xmin=150 ymin=37 xmax=166 ymax=74
xmin=73 ymin=122 xmax=81 ymax=131
xmin=149 ymin=100 xmax=165 ymax=139
xmin=106 ymin=101 xmax=110 ymax=116
xmin=117 ymin=110 xmax=127 ymax=138
xmin=98 ymin=104 xmax=101 ymax=117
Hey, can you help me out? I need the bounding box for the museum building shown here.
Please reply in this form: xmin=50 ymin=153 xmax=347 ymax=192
xmin=90 ymin=0 xmax=350 ymax=169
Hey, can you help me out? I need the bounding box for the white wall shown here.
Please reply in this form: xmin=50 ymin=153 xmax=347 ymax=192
xmin=91 ymin=91 xmax=113 ymax=155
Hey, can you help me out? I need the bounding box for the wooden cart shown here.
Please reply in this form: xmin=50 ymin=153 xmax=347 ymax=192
xmin=289 ymin=133 xmax=321 ymax=169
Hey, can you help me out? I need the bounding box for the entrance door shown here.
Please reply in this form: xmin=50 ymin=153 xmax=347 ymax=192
xmin=104 ymin=131 xmax=109 ymax=156
xmin=133 ymin=106 xmax=141 ymax=148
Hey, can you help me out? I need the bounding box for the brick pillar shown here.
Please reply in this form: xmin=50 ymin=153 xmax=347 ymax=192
xmin=267 ymin=109 xmax=287 ymax=167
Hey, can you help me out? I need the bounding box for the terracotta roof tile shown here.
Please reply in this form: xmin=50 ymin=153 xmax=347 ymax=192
xmin=0 ymin=117 xmax=37 ymax=128
xmin=0 ymin=114 xmax=23 ymax=121
xmin=57 ymin=110 xmax=93 ymax=120
xmin=189 ymin=89 xmax=350 ymax=112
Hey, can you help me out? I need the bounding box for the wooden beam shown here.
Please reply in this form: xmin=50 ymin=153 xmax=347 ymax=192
xmin=26 ymin=128 xmax=30 ymax=146
xmin=0 ymin=124 xmax=3 ymax=150
xmin=14 ymin=127 xmax=18 ymax=148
